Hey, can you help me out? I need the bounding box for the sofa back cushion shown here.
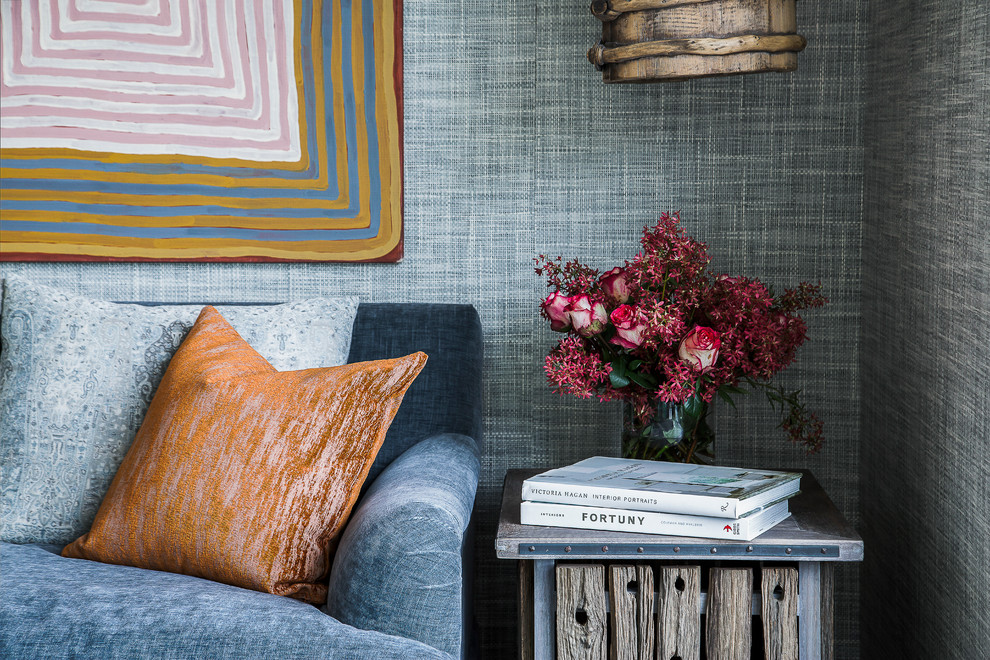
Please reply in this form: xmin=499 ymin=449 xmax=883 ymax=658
xmin=63 ymin=307 xmax=426 ymax=604
xmin=348 ymin=303 xmax=484 ymax=484
xmin=0 ymin=277 xmax=358 ymax=544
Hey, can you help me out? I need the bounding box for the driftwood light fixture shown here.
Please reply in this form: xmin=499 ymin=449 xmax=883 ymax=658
xmin=588 ymin=0 xmax=807 ymax=83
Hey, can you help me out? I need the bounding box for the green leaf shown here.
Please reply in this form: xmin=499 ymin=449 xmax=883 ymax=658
xmin=684 ymin=395 xmax=705 ymax=420
xmin=610 ymin=371 xmax=630 ymax=388
xmin=628 ymin=360 xmax=643 ymax=370
xmin=722 ymin=385 xmax=747 ymax=395
xmin=717 ymin=389 xmax=738 ymax=410
xmin=627 ymin=371 xmax=652 ymax=389
xmin=766 ymin=391 xmax=786 ymax=404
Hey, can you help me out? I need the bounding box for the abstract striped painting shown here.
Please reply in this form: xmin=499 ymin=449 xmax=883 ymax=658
xmin=0 ymin=0 xmax=403 ymax=262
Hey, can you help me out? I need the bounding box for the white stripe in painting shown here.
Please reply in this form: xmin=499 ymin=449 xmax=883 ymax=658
xmin=2 ymin=1 xmax=251 ymax=100
xmin=50 ymin=0 xmax=186 ymax=38
xmin=279 ymin=0 xmax=299 ymax=162
xmin=3 ymin=2 xmax=291 ymax=124
xmin=0 ymin=136 xmax=302 ymax=161
xmin=2 ymin=115 xmax=288 ymax=144
xmin=2 ymin=93 xmax=265 ymax=121
xmin=17 ymin=2 xmax=216 ymax=76
xmin=69 ymin=0 xmax=176 ymax=24
xmin=5 ymin=7 xmax=289 ymax=137
xmin=0 ymin=0 xmax=300 ymax=160
xmin=11 ymin=2 xmax=204 ymax=61
xmin=76 ymin=0 xmax=163 ymax=17
xmin=26 ymin=0 xmax=204 ymax=59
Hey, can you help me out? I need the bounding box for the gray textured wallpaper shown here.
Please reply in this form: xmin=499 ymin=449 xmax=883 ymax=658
xmin=0 ymin=0 xmax=866 ymax=656
xmin=862 ymin=2 xmax=990 ymax=658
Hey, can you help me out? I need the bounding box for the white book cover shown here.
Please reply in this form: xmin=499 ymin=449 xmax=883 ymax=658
xmin=520 ymin=499 xmax=791 ymax=542
xmin=521 ymin=456 xmax=800 ymax=519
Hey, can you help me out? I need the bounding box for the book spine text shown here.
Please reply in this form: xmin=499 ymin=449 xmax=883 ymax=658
xmin=521 ymin=481 xmax=739 ymax=518
xmin=519 ymin=501 xmax=784 ymax=541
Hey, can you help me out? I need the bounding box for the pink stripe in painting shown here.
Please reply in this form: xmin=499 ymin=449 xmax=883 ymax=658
xmin=271 ymin=0 xmax=292 ymax=147
xmin=67 ymin=0 xmax=172 ymax=27
xmin=1 ymin=2 xmax=297 ymax=149
xmin=1 ymin=83 xmax=249 ymax=109
xmin=2 ymin=124 xmax=291 ymax=150
xmin=25 ymin=0 xmax=213 ymax=68
xmin=2 ymin=4 xmax=249 ymax=110
xmin=3 ymin=104 xmax=271 ymax=130
xmin=11 ymin=1 xmax=236 ymax=88
xmin=46 ymin=0 xmax=191 ymax=46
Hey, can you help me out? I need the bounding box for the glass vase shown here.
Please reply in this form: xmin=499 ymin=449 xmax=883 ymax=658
xmin=621 ymin=397 xmax=715 ymax=464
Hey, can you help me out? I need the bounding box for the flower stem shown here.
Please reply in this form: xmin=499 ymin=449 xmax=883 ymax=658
xmin=683 ymin=412 xmax=703 ymax=463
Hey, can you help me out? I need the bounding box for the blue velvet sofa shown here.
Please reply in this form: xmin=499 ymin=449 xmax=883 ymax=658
xmin=0 ymin=303 xmax=483 ymax=660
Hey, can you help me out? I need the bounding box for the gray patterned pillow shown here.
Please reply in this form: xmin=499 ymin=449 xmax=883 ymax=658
xmin=0 ymin=276 xmax=359 ymax=545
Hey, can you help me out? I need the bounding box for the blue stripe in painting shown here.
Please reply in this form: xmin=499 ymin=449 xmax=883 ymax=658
xmin=361 ymin=0 xmax=382 ymax=234
xmin=4 ymin=179 xmax=336 ymax=198
xmin=0 ymin=200 xmax=371 ymax=220
xmin=0 ymin=220 xmax=377 ymax=241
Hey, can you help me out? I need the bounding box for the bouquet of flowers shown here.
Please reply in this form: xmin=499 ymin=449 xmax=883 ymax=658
xmin=536 ymin=212 xmax=828 ymax=462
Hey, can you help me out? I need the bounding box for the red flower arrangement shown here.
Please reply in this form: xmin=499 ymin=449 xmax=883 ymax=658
xmin=536 ymin=212 xmax=828 ymax=458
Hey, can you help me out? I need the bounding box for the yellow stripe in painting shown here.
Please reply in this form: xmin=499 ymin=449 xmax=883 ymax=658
xmin=345 ymin=0 xmax=398 ymax=258
xmin=0 ymin=210 xmax=369 ymax=231
xmin=372 ymin=0 xmax=402 ymax=256
xmin=1 ymin=188 xmax=340 ymax=210
xmin=0 ymin=148 xmax=309 ymax=173
xmin=2 ymin=232 xmax=397 ymax=260
xmin=349 ymin=0 xmax=372 ymax=228
xmin=327 ymin=0 xmax=350 ymax=208
xmin=0 ymin=165 xmax=326 ymax=190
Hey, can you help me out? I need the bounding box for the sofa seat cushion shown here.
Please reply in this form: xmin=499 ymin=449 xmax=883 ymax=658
xmin=0 ymin=543 xmax=450 ymax=660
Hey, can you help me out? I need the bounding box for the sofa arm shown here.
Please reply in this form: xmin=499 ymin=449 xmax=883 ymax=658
xmin=324 ymin=433 xmax=480 ymax=658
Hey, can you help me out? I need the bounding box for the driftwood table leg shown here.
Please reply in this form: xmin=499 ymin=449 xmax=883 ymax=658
xmin=706 ymin=567 xmax=753 ymax=660
xmin=533 ymin=559 xmax=556 ymax=660
xmin=519 ymin=561 xmax=534 ymax=660
xmin=556 ymin=564 xmax=607 ymax=660
xmin=798 ymin=562 xmax=834 ymax=660
xmin=761 ymin=567 xmax=799 ymax=660
xmin=657 ymin=565 xmax=701 ymax=660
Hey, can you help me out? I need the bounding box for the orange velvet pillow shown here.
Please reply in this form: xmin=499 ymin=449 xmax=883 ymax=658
xmin=63 ymin=306 xmax=426 ymax=604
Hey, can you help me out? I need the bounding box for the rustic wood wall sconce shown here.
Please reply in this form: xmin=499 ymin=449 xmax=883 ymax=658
xmin=588 ymin=0 xmax=806 ymax=83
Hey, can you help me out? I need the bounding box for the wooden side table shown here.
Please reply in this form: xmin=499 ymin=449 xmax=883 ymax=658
xmin=495 ymin=469 xmax=863 ymax=660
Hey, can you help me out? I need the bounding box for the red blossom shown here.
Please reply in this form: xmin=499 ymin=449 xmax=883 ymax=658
xmin=656 ymin=360 xmax=698 ymax=403
xmin=781 ymin=409 xmax=825 ymax=453
xmin=544 ymin=337 xmax=612 ymax=399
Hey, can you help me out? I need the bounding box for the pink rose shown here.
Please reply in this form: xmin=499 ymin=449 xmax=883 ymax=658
xmin=541 ymin=292 xmax=572 ymax=332
xmin=599 ymin=267 xmax=631 ymax=303
xmin=567 ymin=294 xmax=608 ymax=337
xmin=609 ymin=304 xmax=647 ymax=349
xmin=678 ymin=326 xmax=721 ymax=373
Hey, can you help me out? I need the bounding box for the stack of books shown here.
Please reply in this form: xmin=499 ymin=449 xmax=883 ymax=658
xmin=520 ymin=456 xmax=800 ymax=541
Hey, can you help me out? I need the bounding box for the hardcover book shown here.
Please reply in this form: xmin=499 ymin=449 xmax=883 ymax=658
xmin=521 ymin=456 xmax=800 ymax=519
xmin=519 ymin=499 xmax=791 ymax=541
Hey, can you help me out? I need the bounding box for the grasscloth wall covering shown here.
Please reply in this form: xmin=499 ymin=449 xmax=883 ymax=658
xmin=0 ymin=1 xmax=865 ymax=656
xmin=861 ymin=3 xmax=990 ymax=658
